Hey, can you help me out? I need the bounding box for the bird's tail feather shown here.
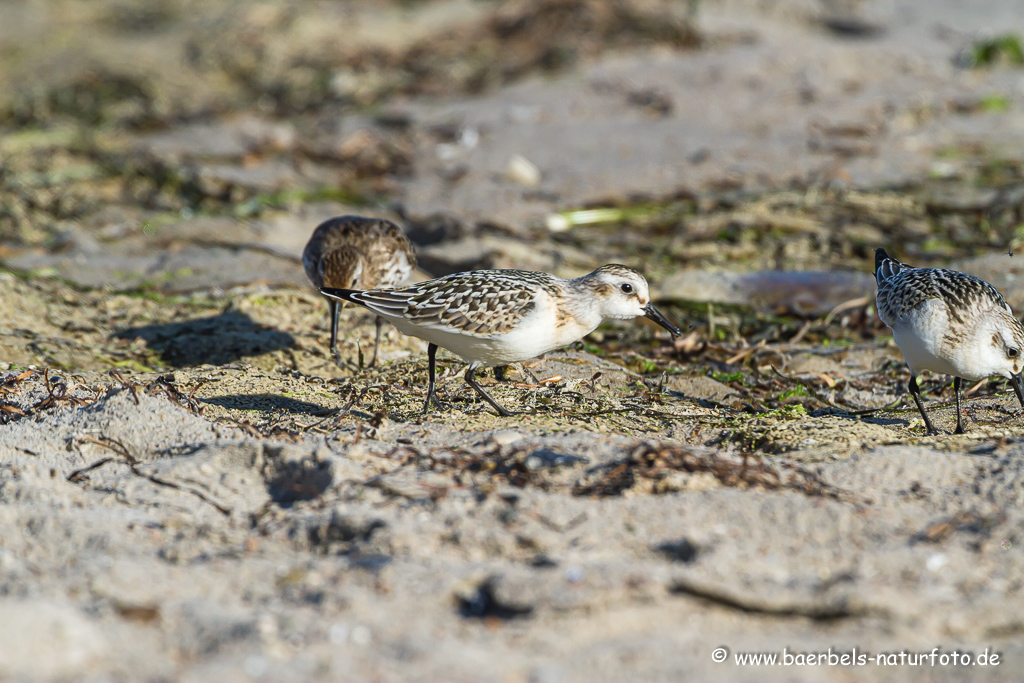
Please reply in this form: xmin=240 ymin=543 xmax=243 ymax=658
xmin=874 ymin=248 xmax=908 ymax=286
xmin=319 ymin=287 xmax=361 ymax=303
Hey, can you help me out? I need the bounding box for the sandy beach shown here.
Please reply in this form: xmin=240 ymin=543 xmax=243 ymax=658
xmin=4 ymin=0 xmax=1024 ymax=679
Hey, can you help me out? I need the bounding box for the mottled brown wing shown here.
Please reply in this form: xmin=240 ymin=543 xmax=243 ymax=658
xmin=351 ymin=271 xmax=554 ymax=337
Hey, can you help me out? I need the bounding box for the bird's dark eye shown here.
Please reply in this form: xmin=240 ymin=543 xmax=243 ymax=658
xmin=1009 ymin=348 xmax=1019 ymax=358
xmin=620 ymin=283 xmax=634 ymax=294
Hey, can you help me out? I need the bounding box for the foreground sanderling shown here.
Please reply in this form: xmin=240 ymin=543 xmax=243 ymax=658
xmin=320 ymin=264 xmax=680 ymax=416
xmin=875 ymin=248 xmax=1024 ymax=434
xmin=303 ymin=216 xmax=416 ymax=366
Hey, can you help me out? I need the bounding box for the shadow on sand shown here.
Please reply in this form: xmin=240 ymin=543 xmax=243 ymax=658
xmin=113 ymin=310 xmax=294 ymax=367
xmin=201 ymin=393 xmax=329 ymax=416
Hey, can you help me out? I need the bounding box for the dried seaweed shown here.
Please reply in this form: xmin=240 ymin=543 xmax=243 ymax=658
xmin=66 ymin=435 xmax=231 ymax=516
xmin=911 ymin=510 xmax=1007 ymax=545
xmin=0 ymin=369 xmax=36 ymax=424
xmin=0 ymin=369 xmax=102 ymax=424
xmin=379 ymin=441 xmax=553 ymax=490
xmin=108 ymin=368 xmax=139 ymax=404
xmin=573 ymin=441 xmax=862 ymax=503
xmin=348 ymin=0 xmax=700 ymax=102
xmin=33 ymin=368 xmax=98 ymax=411
xmin=145 ymin=375 xmax=207 ymax=417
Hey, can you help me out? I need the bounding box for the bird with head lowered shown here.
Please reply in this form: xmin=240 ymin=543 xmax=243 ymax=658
xmin=303 ymin=216 xmax=416 ymax=367
xmin=321 ymin=264 xmax=680 ymax=416
xmin=875 ymin=247 xmax=1024 ymax=434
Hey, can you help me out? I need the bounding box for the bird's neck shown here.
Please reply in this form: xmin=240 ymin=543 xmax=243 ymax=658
xmin=556 ymin=283 xmax=605 ymax=334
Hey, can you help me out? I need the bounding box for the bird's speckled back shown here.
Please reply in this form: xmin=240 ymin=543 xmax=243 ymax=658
xmin=875 ymin=250 xmax=1012 ymax=326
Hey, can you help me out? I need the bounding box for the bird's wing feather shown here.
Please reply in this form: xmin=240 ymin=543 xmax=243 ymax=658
xmin=879 ymin=266 xmax=1010 ymax=324
xmin=349 ymin=271 xmax=551 ymax=337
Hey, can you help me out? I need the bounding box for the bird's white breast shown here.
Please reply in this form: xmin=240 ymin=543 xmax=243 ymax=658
xmin=890 ymin=298 xmax=1006 ymax=380
xmin=888 ymin=303 xmax=958 ymax=376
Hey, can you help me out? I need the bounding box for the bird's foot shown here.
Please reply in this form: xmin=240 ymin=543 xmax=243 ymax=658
xmin=421 ymin=392 xmax=448 ymax=416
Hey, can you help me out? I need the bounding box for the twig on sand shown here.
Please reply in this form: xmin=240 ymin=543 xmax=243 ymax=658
xmin=66 ymin=435 xmax=231 ymax=516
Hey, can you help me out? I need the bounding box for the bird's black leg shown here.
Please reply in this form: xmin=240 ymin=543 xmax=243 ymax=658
xmin=464 ymin=363 xmax=513 ymax=417
xmin=370 ymin=316 xmax=384 ymax=368
xmin=422 ymin=343 xmax=446 ymax=415
xmin=520 ymin=364 xmax=542 ymax=385
xmin=328 ymin=299 xmax=343 ymax=366
xmin=908 ymin=375 xmax=937 ymax=435
xmin=953 ymin=376 xmax=965 ymax=435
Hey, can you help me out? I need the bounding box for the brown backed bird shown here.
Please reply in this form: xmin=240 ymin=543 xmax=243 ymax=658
xmin=303 ymin=216 xmax=416 ymax=366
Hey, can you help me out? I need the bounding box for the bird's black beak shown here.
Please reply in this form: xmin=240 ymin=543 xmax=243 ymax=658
xmin=644 ymin=304 xmax=681 ymax=339
xmin=1011 ymin=373 xmax=1024 ymax=408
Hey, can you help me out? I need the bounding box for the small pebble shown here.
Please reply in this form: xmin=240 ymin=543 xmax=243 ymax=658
xmin=506 ymin=154 xmax=541 ymax=186
xmin=351 ymin=625 xmax=372 ymax=645
xmin=490 ymin=430 xmax=525 ymax=447
xmin=926 ymin=553 xmax=948 ymax=572
xmin=459 ymin=127 xmax=479 ymax=149
xmin=545 ymin=214 xmax=571 ymax=232
xmin=243 ymin=655 xmax=268 ymax=678
xmin=329 ymin=623 xmax=348 ymax=645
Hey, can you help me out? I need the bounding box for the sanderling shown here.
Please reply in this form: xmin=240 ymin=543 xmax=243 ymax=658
xmin=303 ymin=216 xmax=416 ymax=366
xmin=320 ymin=264 xmax=680 ymax=416
xmin=875 ymin=248 xmax=1024 ymax=434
